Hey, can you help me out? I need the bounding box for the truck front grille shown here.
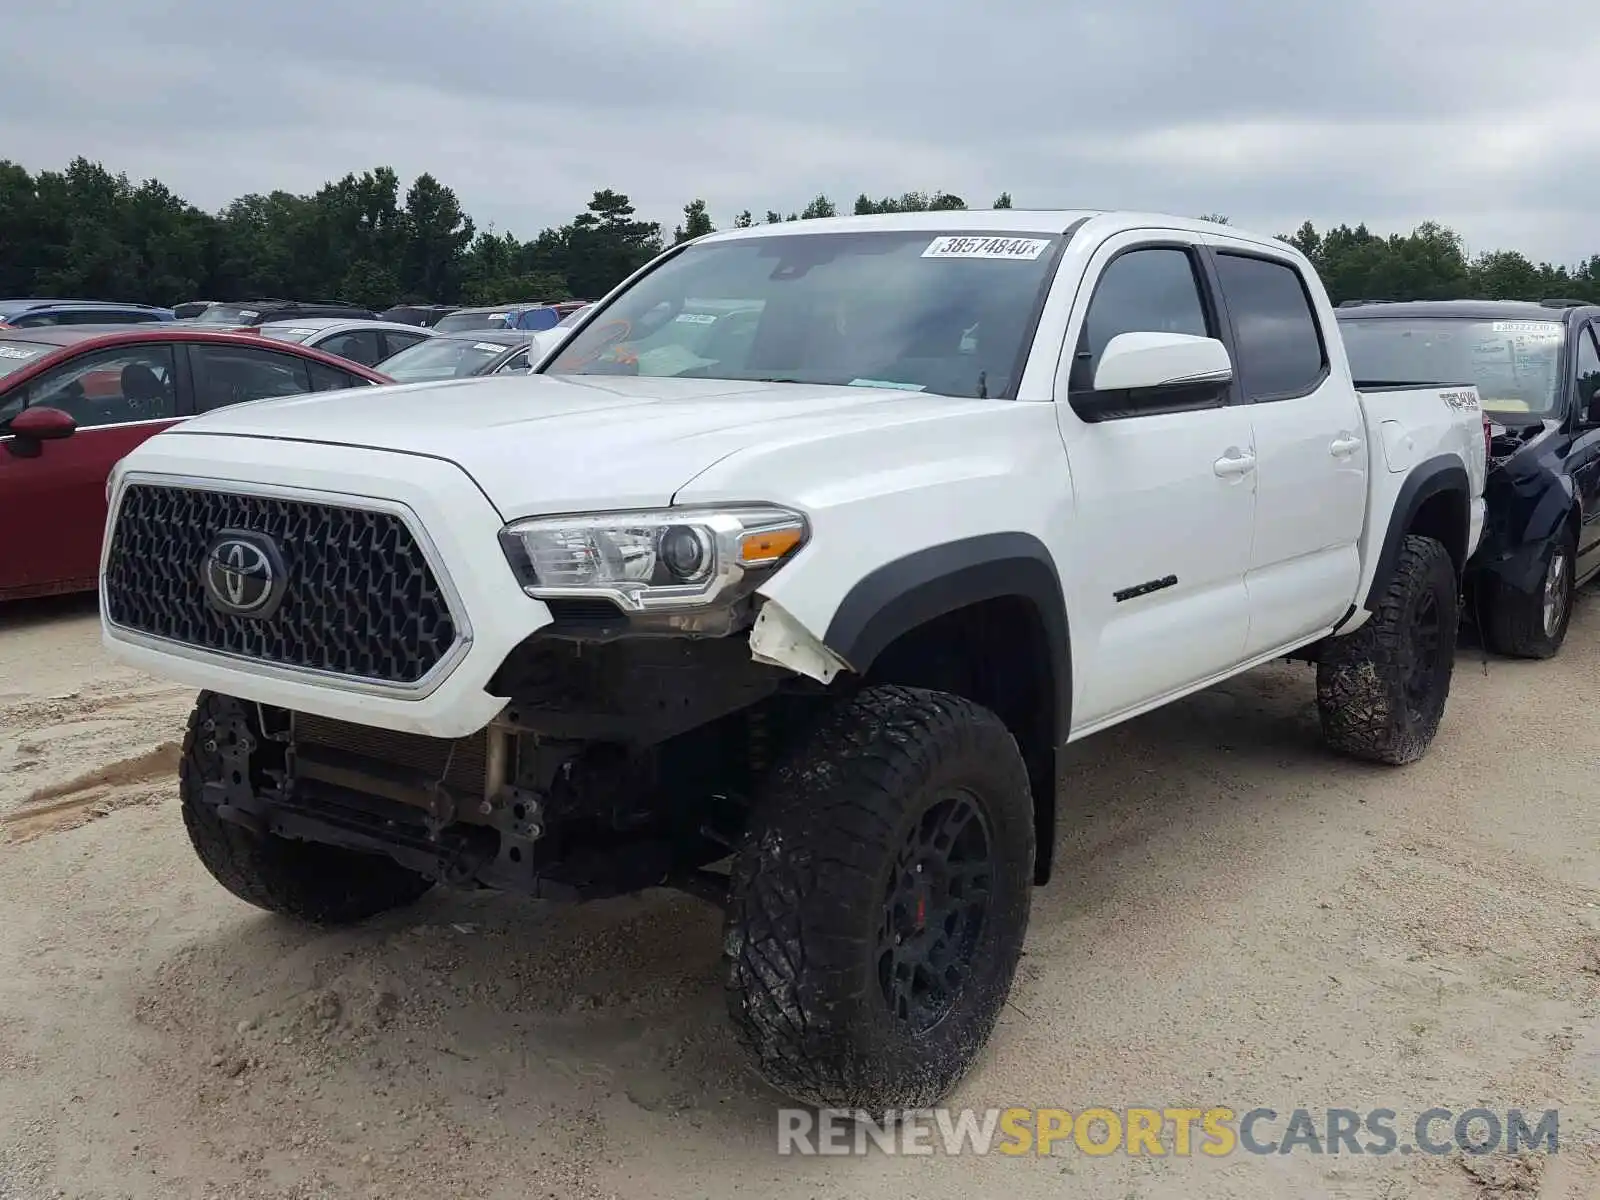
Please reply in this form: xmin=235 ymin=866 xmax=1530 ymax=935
xmin=104 ymin=482 xmax=460 ymax=686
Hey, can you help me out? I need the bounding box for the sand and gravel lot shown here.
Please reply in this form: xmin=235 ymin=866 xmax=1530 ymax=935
xmin=1 ymin=591 xmax=1597 ymax=1199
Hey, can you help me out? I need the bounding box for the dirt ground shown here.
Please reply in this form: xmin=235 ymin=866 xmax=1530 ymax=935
xmin=1 ymin=592 xmax=1597 ymax=1200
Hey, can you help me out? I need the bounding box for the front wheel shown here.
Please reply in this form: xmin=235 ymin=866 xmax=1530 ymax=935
xmin=723 ymin=685 xmax=1035 ymax=1110
xmin=180 ymin=692 xmax=435 ymax=924
xmin=1481 ymin=527 xmax=1577 ymax=660
xmin=1317 ymin=534 xmax=1458 ymax=766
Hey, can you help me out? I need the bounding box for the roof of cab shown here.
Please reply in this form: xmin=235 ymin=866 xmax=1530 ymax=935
xmin=692 ymin=209 xmax=1301 ymax=259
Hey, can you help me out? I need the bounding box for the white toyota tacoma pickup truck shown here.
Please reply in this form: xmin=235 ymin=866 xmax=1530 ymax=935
xmin=99 ymin=210 xmax=1487 ymax=1111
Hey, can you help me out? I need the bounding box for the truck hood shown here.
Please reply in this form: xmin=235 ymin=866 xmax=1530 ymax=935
xmin=159 ymin=373 xmax=994 ymax=517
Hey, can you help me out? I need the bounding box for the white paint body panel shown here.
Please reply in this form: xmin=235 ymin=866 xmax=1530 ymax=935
xmin=100 ymin=210 xmax=1489 ymax=742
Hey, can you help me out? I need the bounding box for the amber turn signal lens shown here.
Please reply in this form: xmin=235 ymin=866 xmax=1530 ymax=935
xmin=738 ymin=527 xmax=803 ymax=565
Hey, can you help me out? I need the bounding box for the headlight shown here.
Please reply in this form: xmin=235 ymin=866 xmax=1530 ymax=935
xmin=498 ymin=505 xmax=808 ymax=611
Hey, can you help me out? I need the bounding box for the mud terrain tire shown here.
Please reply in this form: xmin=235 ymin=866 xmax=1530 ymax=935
xmin=724 ymin=685 xmax=1035 ymax=1110
xmin=180 ymin=692 xmax=435 ymax=924
xmin=1317 ymin=534 xmax=1458 ymax=766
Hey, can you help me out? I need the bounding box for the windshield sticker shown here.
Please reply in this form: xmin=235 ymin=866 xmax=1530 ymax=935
xmin=849 ymin=378 xmax=927 ymax=391
xmin=487 ymin=313 xmax=508 ymax=321
xmin=237 ymin=309 xmax=259 ymax=321
xmin=921 ymin=236 xmax=1051 ymax=261
xmin=1439 ymin=389 xmax=1479 ymax=411
xmin=675 ymin=312 xmax=717 ymax=324
xmin=1492 ymin=320 xmax=1562 ymax=339
xmin=0 ymin=346 xmax=38 ymax=360
xmin=472 ymin=342 xmax=505 ymax=353
xmin=284 ymin=327 xmax=316 ymax=336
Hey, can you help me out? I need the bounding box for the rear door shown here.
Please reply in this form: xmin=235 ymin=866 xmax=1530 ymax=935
xmin=1204 ymin=243 xmax=1367 ymax=656
xmin=0 ymin=342 xmax=186 ymax=597
xmin=1570 ymin=322 xmax=1600 ymax=582
xmin=1054 ymin=235 xmax=1257 ymax=728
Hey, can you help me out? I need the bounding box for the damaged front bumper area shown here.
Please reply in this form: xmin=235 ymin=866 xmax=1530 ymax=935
xmin=99 ymin=435 xmax=847 ymax=898
xmin=195 ymin=632 xmax=825 ymax=900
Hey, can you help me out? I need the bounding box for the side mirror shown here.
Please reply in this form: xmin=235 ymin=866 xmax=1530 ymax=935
xmin=4 ymin=405 xmax=77 ymax=458
xmin=10 ymin=405 xmax=78 ymax=440
xmin=1092 ymin=331 xmax=1233 ymax=393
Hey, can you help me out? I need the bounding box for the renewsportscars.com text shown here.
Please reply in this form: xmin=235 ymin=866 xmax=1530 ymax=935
xmin=777 ymin=1106 xmax=1560 ymax=1157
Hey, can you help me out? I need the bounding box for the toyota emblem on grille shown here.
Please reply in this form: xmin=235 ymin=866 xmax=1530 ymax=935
xmin=202 ymin=530 xmax=286 ymax=619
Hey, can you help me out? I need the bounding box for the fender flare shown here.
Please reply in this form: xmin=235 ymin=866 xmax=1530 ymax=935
xmin=1522 ymin=472 xmax=1579 ymax=548
xmin=1364 ymin=455 xmax=1470 ymax=612
xmin=822 ymin=532 xmax=1072 ymax=885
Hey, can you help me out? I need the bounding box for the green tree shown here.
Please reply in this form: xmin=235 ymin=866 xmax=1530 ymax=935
xmin=734 ymin=210 xmax=753 ymax=228
xmin=800 ymin=194 xmax=836 ymax=219
xmin=674 ymin=198 xmax=715 ymax=244
xmin=993 ymin=192 xmax=1013 ymax=209
xmin=400 ymin=173 xmax=474 ymax=301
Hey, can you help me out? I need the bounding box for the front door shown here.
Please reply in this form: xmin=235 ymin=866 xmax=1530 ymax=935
xmin=0 ymin=343 xmax=184 ymax=598
xmin=1055 ymin=236 xmax=1257 ymax=729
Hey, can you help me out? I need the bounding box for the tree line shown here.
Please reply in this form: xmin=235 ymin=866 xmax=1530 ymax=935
xmin=1 ymin=157 xmax=1596 ymax=310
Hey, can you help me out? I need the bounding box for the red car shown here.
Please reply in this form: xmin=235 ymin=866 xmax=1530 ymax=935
xmin=0 ymin=326 xmax=393 ymax=601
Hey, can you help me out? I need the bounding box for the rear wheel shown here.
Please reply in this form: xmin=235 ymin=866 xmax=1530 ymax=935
xmin=180 ymin=692 xmax=435 ymax=924
xmin=723 ymin=685 xmax=1035 ymax=1110
xmin=1481 ymin=527 xmax=1577 ymax=660
xmin=1317 ymin=534 xmax=1458 ymax=765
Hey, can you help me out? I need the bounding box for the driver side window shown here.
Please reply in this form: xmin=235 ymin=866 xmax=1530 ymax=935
xmin=1072 ymin=247 xmax=1211 ymax=391
xmin=17 ymin=345 xmax=178 ymax=428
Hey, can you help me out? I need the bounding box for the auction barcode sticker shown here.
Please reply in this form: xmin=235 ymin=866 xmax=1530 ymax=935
xmin=0 ymin=346 xmax=37 ymax=360
xmin=1492 ymin=320 xmax=1562 ymax=337
xmin=922 ymin=236 xmax=1051 ymax=261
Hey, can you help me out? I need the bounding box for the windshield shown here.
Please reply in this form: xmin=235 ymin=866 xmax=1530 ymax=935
xmin=543 ymin=231 xmax=1063 ymax=398
xmin=379 ymin=337 xmax=514 ymax=382
xmin=194 ymin=304 xmax=268 ymax=325
xmin=433 ymin=310 xmax=511 ymax=333
xmin=0 ymin=339 xmax=52 ymax=386
xmin=258 ymin=326 xmax=318 ymax=344
xmin=1341 ymin=316 xmax=1564 ymax=418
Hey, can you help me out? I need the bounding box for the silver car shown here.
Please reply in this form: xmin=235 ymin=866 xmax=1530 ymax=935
xmin=255 ymin=319 xmax=436 ymax=369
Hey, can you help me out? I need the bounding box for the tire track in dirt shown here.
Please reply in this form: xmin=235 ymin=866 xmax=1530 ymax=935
xmin=1 ymin=742 xmax=181 ymax=843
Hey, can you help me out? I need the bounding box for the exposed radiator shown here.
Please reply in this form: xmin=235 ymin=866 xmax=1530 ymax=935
xmin=292 ymin=713 xmax=489 ymax=797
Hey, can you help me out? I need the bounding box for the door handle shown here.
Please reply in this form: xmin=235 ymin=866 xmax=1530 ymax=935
xmin=1213 ymin=449 xmax=1256 ymax=478
xmin=1330 ymin=434 xmax=1362 ymax=457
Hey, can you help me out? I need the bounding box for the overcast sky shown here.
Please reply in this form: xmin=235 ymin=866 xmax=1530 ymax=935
xmin=2 ymin=0 xmax=1595 ymax=264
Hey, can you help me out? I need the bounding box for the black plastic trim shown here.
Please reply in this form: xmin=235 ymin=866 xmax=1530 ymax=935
xmin=1363 ymin=454 xmax=1470 ymax=611
xmin=823 ymin=532 xmax=1072 ymax=887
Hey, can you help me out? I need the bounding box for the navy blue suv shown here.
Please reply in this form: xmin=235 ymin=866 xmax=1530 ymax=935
xmin=1340 ymin=299 xmax=1600 ymax=658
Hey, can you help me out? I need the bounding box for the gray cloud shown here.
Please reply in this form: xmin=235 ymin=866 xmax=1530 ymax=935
xmin=1 ymin=0 xmax=1594 ymax=263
